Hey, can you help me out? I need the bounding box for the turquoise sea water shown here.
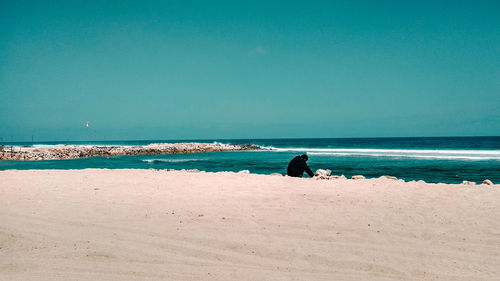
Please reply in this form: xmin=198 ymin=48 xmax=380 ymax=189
xmin=1 ymin=137 xmax=499 ymax=184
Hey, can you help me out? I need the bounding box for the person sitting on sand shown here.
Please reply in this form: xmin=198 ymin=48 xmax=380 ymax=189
xmin=287 ymin=154 xmax=314 ymax=178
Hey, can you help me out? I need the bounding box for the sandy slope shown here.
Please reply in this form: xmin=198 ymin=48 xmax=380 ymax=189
xmin=1 ymin=169 xmax=499 ymax=281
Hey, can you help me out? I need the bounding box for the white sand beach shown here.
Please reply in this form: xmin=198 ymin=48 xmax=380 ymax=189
xmin=1 ymin=169 xmax=499 ymax=281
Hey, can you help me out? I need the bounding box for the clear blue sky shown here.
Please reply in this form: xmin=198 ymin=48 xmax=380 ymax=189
xmin=1 ymin=0 xmax=499 ymax=141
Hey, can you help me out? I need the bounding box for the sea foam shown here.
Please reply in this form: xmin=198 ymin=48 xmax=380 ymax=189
xmin=267 ymin=147 xmax=500 ymax=161
xmin=142 ymin=158 xmax=208 ymax=163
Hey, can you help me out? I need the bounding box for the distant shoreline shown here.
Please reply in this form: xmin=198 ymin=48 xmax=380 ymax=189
xmin=0 ymin=142 xmax=261 ymax=161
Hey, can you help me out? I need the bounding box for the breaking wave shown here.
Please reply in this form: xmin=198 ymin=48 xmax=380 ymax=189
xmin=267 ymin=147 xmax=500 ymax=161
xmin=142 ymin=158 xmax=208 ymax=163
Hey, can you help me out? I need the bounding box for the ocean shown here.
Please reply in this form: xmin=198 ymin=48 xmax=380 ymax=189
xmin=1 ymin=137 xmax=499 ymax=184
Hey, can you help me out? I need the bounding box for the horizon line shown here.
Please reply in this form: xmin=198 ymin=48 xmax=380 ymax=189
xmin=2 ymin=135 xmax=500 ymax=144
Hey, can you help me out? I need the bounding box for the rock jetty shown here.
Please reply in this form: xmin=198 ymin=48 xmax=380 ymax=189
xmin=0 ymin=143 xmax=261 ymax=161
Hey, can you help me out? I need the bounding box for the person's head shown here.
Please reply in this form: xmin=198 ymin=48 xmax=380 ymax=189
xmin=300 ymin=154 xmax=308 ymax=161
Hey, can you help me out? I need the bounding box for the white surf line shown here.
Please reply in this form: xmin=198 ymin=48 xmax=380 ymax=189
xmin=265 ymin=147 xmax=500 ymax=160
xmin=267 ymin=147 xmax=500 ymax=155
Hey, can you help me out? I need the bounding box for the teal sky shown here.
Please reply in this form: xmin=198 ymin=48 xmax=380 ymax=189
xmin=1 ymin=0 xmax=499 ymax=141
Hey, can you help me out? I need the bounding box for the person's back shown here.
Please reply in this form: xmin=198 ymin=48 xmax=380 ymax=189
xmin=287 ymin=154 xmax=314 ymax=178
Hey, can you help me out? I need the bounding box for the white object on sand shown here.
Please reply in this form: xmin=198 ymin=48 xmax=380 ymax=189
xmin=314 ymin=169 xmax=331 ymax=179
xmin=462 ymin=181 xmax=476 ymax=185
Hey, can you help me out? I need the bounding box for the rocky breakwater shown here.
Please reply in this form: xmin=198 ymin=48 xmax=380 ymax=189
xmin=0 ymin=143 xmax=261 ymax=161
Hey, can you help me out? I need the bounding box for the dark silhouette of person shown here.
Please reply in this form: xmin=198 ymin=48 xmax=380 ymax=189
xmin=287 ymin=154 xmax=314 ymax=177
